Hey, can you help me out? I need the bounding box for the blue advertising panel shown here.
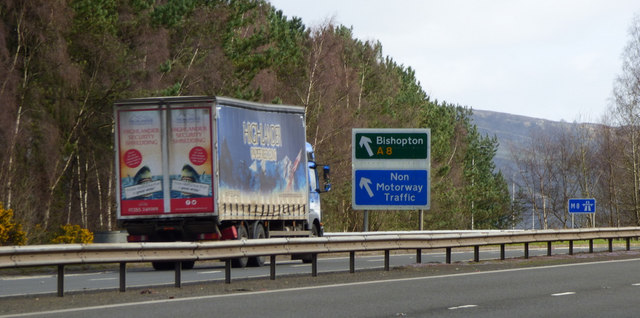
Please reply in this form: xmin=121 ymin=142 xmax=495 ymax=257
xmin=568 ymin=198 xmax=596 ymax=213
xmin=216 ymin=104 xmax=308 ymax=211
xmin=354 ymin=170 xmax=428 ymax=207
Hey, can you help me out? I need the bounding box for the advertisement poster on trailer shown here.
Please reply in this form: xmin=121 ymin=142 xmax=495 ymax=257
xmin=118 ymin=109 xmax=165 ymax=215
xmin=215 ymin=105 xmax=307 ymax=209
xmin=169 ymin=108 xmax=214 ymax=213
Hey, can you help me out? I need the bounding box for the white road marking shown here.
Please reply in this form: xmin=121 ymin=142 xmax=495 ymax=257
xmin=89 ymin=278 xmax=117 ymax=282
xmin=11 ymin=258 xmax=640 ymax=318
xmin=551 ymin=292 xmax=576 ymax=296
xmin=448 ymin=304 xmax=478 ymax=310
xmin=197 ymin=270 xmax=221 ymax=275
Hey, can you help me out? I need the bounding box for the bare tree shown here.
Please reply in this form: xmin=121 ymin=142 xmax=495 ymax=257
xmin=611 ymin=14 xmax=640 ymax=225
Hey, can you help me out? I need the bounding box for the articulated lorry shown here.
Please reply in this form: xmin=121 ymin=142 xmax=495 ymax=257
xmin=114 ymin=96 xmax=330 ymax=269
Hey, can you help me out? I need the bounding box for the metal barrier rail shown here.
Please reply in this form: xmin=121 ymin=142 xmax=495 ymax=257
xmin=2 ymin=227 xmax=640 ymax=297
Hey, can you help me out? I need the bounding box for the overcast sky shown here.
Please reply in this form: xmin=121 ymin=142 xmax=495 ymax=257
xmin=269 ymin=0 xmax=640 ymax=122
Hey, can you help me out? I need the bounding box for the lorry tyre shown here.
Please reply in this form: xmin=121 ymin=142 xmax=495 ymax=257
xmin=248 ymin=222 xmax=266 ymax=267
xmin=231 ymin=224 xmax=249 ymax=268
xmin=152 ymin=261 xmax=174 ymax=270
xmin=300 ymin=223 xmax=320 ymax=264
xmin=152 ymin=261 xmax=195 ymax=270
xmin=182 ymin=261 xmax=195 ymax=270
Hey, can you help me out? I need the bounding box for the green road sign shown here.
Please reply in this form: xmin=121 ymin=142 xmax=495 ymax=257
xmin=354 ymin=132 xmax=429 ymax=159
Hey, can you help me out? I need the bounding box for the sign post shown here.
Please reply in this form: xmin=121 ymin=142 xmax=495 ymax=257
xmin=568 ymin=198 xmax=596 ymax=228
xmin=352 ymin=129 xmax=430 ymax=230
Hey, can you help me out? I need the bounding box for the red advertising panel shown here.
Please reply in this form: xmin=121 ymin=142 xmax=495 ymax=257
xmin=117 ymin=109 xmax=165 ymax=215
xmin=169 ymin=108 xmax=214 ymax=213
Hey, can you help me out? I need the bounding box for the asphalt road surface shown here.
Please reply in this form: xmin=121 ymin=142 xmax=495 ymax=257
xmin=0 ymin=245 xmax=606 ymax=297
xmin=5 ymin=255 xmax=640 ymax=318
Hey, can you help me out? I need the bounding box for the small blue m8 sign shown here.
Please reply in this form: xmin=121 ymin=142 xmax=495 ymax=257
xmin=568 ymin=198 xmax=596 ymax=213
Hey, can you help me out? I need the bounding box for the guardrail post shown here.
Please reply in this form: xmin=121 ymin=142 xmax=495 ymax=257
xmin=473 ymin=246 xmax=479 ymax=262
xmin=589 ymin=239 xmax=593 ymax=253
xmin=270 ymin=255 xmax=276 ymax=280
xmin=350 ymin=251 xmax=355 ymax=273
xmin=524 ymin=242 xmax=529 ymax=259
xmin=311 ymin=254 xmax=318 ymax=277
xmin=384 ymin=250 xmax=390 ymax=271
xmin=416 ymin=249 xmax=422 ymax=264
xmin=547 ymin=241 xmax=552 ymax=256
xmin=57 ymin=265 xmax=64 ymax=297
xmin=608 ymin=238 xmax=613 ymax=252
xmin=569 ymin=241 xmax=573 ymax=255
xmin=446 ymin=247 xmax=452 ymax=264
xmin=174 ymin=261 xmax=182 ymax=288
xmin=119 ymin=262 xmax=126 ymax=292
xmin=627 ymin=237 xmax=631 ymax=251
xmin=500 ymin=244 xmax=505 ymax=260
xmin=225 ymin=259 xmax=231 ymax=284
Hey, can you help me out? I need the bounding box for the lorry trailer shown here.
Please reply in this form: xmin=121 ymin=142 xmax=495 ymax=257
xmin=114 ymin=96 xmax=330 ymax=269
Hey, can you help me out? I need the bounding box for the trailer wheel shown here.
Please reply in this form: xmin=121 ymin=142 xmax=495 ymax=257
xmin=182 ymin=261 xmax=195 ymax=270
xmin=300 ymin=223 xmax=320 ymax=264
xmin=248 ymin=222 xmax=266 ymax=267
xmin=152 ymin=261 xmax=195 ymax=270
xmin=231 ymin=224 xmax=249 ymax=268
xmin=152 ymin=261 xmax=174 ymax=270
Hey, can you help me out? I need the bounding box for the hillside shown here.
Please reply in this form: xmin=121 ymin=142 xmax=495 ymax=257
xmin=471 ymin=109 xmax=579 ymax=175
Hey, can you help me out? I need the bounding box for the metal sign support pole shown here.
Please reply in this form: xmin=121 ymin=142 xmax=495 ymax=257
xmin=363 ymin=210 xmax=369 ymax=232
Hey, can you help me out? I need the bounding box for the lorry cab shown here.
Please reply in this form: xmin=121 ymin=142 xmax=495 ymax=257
xmin=306 ymin=142 xmax=331 ymax=237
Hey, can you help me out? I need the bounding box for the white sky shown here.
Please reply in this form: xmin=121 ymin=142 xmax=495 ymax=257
xmin=268 ymin=0 xmax=640 ymax=122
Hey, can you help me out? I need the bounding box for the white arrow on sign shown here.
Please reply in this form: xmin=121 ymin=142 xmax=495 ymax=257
xmin=359 ymin=177 xmax=374 ymax=197
xmin=359 ymin=136 xmax=373 ymax=157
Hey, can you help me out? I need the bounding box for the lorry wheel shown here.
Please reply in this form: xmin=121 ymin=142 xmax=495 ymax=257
xmin=182 ymin=261 xmax=195 ymax=270
xmin=248 ymin=222 xmax=266 ymax=267
xmin=300 ymin=223 xmax=320 ymax=264
xmin=231 ymin=224 xmax=249 ymax=268
xmin=152 ymin=261 xmax=175 ymax=270
xmin=152 ymin=261 xmax=195 ymax=270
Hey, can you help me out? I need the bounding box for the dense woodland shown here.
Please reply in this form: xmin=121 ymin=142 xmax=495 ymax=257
xmin=1 ymin=0 xmax=514 ymax=244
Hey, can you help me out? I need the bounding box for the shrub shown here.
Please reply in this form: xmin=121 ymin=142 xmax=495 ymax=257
xmin=50 ymin=224 xmax=94 ymax=244
xmin=0 ymin=202 xmax=27 ymax=246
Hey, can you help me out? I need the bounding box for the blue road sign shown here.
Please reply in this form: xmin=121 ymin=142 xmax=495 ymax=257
xmin=354 ymin=170 xmax=428 ymax=208
xmin=568 ymin=198 xmax=596 ymax=213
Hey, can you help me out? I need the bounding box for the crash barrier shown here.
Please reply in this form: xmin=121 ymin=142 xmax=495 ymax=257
xmin=2 ymin=227 xmax=640 ymax=297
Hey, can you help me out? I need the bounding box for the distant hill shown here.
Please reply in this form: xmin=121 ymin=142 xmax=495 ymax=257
xmin=471 ymin=109 xmax=580 ymax=176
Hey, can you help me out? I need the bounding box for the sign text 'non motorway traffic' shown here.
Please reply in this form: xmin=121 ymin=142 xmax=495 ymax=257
xmin=352 ymin=128 xmax=430 ymax=210
xmin=355 ymin=132 xmax=428 ymax=159
xmin=355 ymin=170 xmax=428 ymax=206
xmin=568 ymin=198 xmax=596 ymax=213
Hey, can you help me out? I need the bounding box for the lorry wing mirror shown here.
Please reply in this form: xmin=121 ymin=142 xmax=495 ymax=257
xmin=321 ymin=165 xmax=331 ymax=192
